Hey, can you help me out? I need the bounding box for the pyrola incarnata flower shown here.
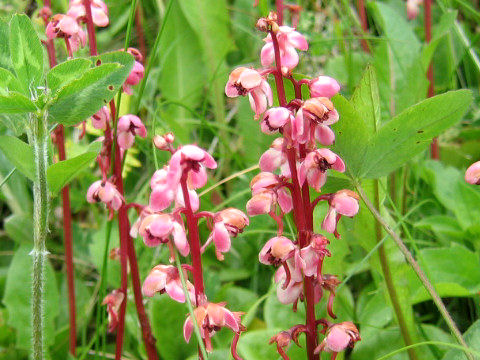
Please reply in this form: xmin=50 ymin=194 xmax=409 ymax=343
xmin=322 ymin=190 xmax=360 ymax=235
xmin=465 ymin=161 xmax=480 ymax=185
xmin=67 ymin=0 xmax=109 ymax=27
xmin=91 ymin=105 xmax=110 ymax=130
xmin=46 ymin=14 xmax=86 ymax=52
xmin=116 ymin=114 xmax=147 ymax=150
xmin=315 ymin=322 xmax=361 ymax=355
xmin=309 ymin=76 xmax=341 ymax=98
xmin=86 ymin=180 xmax=123 ymax=211
xmin=102 ymin=289 xmax=124 ymax=332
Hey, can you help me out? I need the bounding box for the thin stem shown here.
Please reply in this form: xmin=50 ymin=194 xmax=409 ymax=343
xmin=276 ymin=0 xmax=284 ymax=25
xmin=31 ymin=110 xmax=49 ymax=360
xmin=373 ymin=180 xmax=418 ymax=360
xmin=356 ymin=183 xmax=474 ymax=360
xmin=83 ymin=0 xmax=98 ymax=55
xmin=134 ymin=0 xmax=174 ymax=113
xmin=134 ymin=4 xmax=147 ymax=58
xmin=356 ymin=0 xmax=370 ymax=53
xmin=424 ymin=0 xmax=439 ymax=160
xmin=0 ymin=168 xmax=16 ymax=189
xmin=173 ymin=250 xmax=209 ymax=360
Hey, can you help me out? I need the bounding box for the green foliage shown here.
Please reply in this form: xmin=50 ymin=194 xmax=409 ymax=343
xmin=46 ymin=58 xmax=92 ymax=94
xmin=8 ymin=14 xmax=44 ymax=94
xmin=2 ymin=246 xmax=59 ymax=351
xmin=0 ymin=135 xmax=34 ymax=180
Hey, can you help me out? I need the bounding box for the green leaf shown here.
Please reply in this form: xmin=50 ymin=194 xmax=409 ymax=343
xmin=47 ymin=148 xmax=99 ymax=195
xmin=2 ymin=245 xmax=59 ymax=351
xmin=48 ymin=59 xmax=131 ymax=126
xmin=4 ymin=214 xmax=33 ymax=245
xmin=158 ymin=2 xmax=205 ymax=141
xmin=0 ymin=135 xmax=34 ymax=180
xmin=350 ymin=65 xmax=381 ymax=133
xmin=0 ymin=68 xmax=23 ymax=93
xmin=408 ymin=244 xmax=480 ymax=303
xmin=0 ymin=19 xmax=12 ymax=71
xmin=9 ymin=14 xmax=44 ymax=93
xmin=46 ymin=58 xmax=92 ymax=94
xmin=149 ymin=295 xmax=197 ymax=360
xmin=441 ymin=320 xmax=480 ymax=360
xmin=0 ymin=91 xmax=36 ymax=113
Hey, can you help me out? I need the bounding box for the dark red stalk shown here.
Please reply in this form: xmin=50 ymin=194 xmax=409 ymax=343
xmin=269 ymin=26 xmax=319 ymax=360
xmin=134 ymin=5 xmax=147 ymax=58
xmin=41 ymin=1 xmax=77 ymax=355
xmin=83 ymin=0 xmax=98 ymax=55
xmin=356 ymin=0 xmax=371 ymax=53
xmin=180 ymin=175 xmax=209 ymax=358
xmin=276 ymin=0 xmax=284 ymax=25
xmin=425 ymin=0 xmax=438 ymax=159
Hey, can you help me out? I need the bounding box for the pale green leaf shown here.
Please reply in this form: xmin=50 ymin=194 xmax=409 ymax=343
xmin=0 ymin=91 xmax=36 ymax=113
xmin=46 ymin=58 xmax=92 ymax=94
xmin=0 ymin=135 xmax=34 ymax=180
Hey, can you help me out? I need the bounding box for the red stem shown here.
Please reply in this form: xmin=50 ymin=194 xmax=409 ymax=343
xmin=356 ymin=0 xmax=371 ymax=53
xmin=83 ymin=0 xmax=98 ymax=55
xmin=180 ymin=175 xmax=209 ymax=357
xmin=269 ymin=26 xmax=319 ymax=360
xmin=276 ymin=0 xmax=284 ymax=25
xmin=134 ymin=5 xmax=147 ymax=58
xmin=42 ymin=2 xmax=76 ymax=355
xmin=424 ymin=0 xmax=438 ymax=159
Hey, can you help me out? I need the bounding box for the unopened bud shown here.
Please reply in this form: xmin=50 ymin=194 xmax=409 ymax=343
xmin=153 ymin=133 xmax=175 ymax=150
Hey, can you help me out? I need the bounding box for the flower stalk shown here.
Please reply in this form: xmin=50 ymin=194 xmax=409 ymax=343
xmin=30 ymin=110 xmax=49 ymax=360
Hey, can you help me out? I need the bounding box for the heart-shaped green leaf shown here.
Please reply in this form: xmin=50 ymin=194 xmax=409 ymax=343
xmin=47 ymin=51 xmax=134 ymax=126
xmin=9 ymin=14 xmax=44 ymax=94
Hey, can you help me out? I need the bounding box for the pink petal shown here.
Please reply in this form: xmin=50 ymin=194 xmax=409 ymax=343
xmin=326 ymin=326 xmax=351 ymax=352
xmin=183 ymin=317 xmax=194 ymax=343
xmin=188 ymin=166 xmax=208 ymax=189
xmin=309 ymin=76 xmax=341 ymax=98
xmin=150 ymin=186 xmax=174 ymax=211
xmin=287 ymin=30 xmax=308 ymax=50
xmin=333 ymin=194 xmax=359 ymax=217
xmin=259 ymin=148 xmax=282 ymax=172
xmin=277 ymin=187 xmax=293 ymax=214
xmin=466 ymin=161 xmax=480 ymax=185
xmin=277 ymin=281 xmax=303 ymax=304
xmin=142 ymin=270 xmax=167 ymax=297
xmin=315 ymin=125 xmax=335 ymax=146
xmin=238 ymin=68 xmax=262 ymax=89
xmin=322 ymin=208 xmax=337 ymax=233
xmin=260 ymin=42 xmax=275 ymax=67
xmin=246 ymin=192 xmax=273 ymax=216
xmin=173 ymin=222 xmax=189 ymax=256
xmin=165 ymin=279 xmax=186 ymax=303
xmin=212 ymin=222 xmax=231 ymax=253
xmin=225 ymin=82 xmax=240 ymax=97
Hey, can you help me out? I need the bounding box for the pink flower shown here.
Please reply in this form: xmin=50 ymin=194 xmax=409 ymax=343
xmin=46 ymin=14 xmax=86 ymax=52
xmin=315 ymin=322 xmax=360 ymax=355
xmin=261 ymin=26 xmax=308 ymax=73
xmin=297 ymin=235 xmax=330 ymax=277
xmin=116 ymin=114 xmax=147 ymax=150
xmin=406 ymin=0 xmax=423 ymax=20
xmin=67 ymin=0 xmax=109 ymax=27
xmin=225 ymin=67 xmax=273 ymax=118
xmin=91 ymin=105 xmax=110 ymax=130
xmin=183 ymin=302 xmax=242 ymax=351
xmin=102 ymin=289 xmax=124 ymax=332
xmin=309 ymin=76 xmax=341 ymax=98
xmin=86 ymin=180 xmax=123 ymax=211
xmin=149 ymin=166 xmax=177 ymax=211
xmin=167 ymin=145 xmax=217 ymax=191
xmin=259 ymin=236 xmax=295 ymax=265
xmin=137 ymin=213 xmax=189 ymax=256
xmin=259 ymin=138 xmax=288 ymax=175
xmin=299 ymin=149 xmax=345 ymax=191
xmin=465 ymin=161 xmax=480 ymax=185
xmin=204 ymin=208 xmax=249 ymax=260
xmin=261 ymin=107 xmax=294 ymax=134
xmin=322 ymin=190 xmax=360 ymax=235
xmin=142 ymin=264 xmax=195 ymax=304
xmin=153 ymin=132 xmax=175 ymax=150
xmin=293 ymin=98 xmax=339 ymax=144
xmin=249 ymin=172 xmax=293 ymax=214
xmin=122 ymin=48 xmax=144 ymax=94
xmin=274 ymin=260 xmax=305 ymax=305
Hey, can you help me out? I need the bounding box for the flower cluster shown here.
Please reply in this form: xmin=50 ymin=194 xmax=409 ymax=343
xmin=226 ymin=11 xmax=360 ymax=359
xmin=44 ymin=0 xmax=108 ymax=53
xmin=130 ymin=138 xmax=248 ymax=356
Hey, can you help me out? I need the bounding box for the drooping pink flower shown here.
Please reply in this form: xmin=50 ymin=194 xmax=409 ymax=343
xmin=86 ymin=180 xmax=123 ymax=211
xmin=315 ymin=322 xmax=361 ymax=355
xmin=67 ymin=0 xmax=109 ymax=27
xmin=183 ymin=302 xmax=242 ymax=352
xmin=91 ymin=105 xmax=110 ymax=130
xmin=167 ymin=145 xmax=217 ymax=191
xmin=259 ymin=138 xmax=289 ymax=175
xmin=149 ymin=166 xmax=177 ymax=211
xmin=46 ymin=14 xmax=86 ymax=52
xmin=116 ymin=114 xmax=147 ymax=150
xmin=204 ymin=208 xmax=249 ymax=260
xmin=122 ymin=48 xmax=144 ymax=94
xmin=406 ymin=0 xmax=423 ymax=20
xmin=309 ymin=76 xmax=341 ymax=98
xmin=298 ymin=149 xmax=345 ymax=191
xmin=225 ymin=67 xmax=273 ymax=118
xmin=297 ymin=234 xmax=330 ymax=277
xmin=249 ymin=172 xmax=293 ymax=214
xmin=261 ymin=107 xmax=294 ymax=134
xmin=137 ymin=213 xmax=189 ymax=256
xmin=261 ymin=26 xmax=308 ymax=73
xmin=142 ymin=264 xmax=195 ymax=304
xmin=274 ymin=260 xmax=304 ymax=305
xmin=293 ymin=98 xmax=339 ymax=144
xmin=465 ymin=161 xmax=480 ymax=185
xmin=259 ymin=236 xmax=295 ymax=265
xmin=102 ymin=289 xmax=124 ymax=332
xmin=322 ymin=190 xmax=360 ymax=235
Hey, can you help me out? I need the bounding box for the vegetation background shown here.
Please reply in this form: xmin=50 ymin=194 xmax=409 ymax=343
xmin=0 ymin=0 xmax=479 ymax=359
